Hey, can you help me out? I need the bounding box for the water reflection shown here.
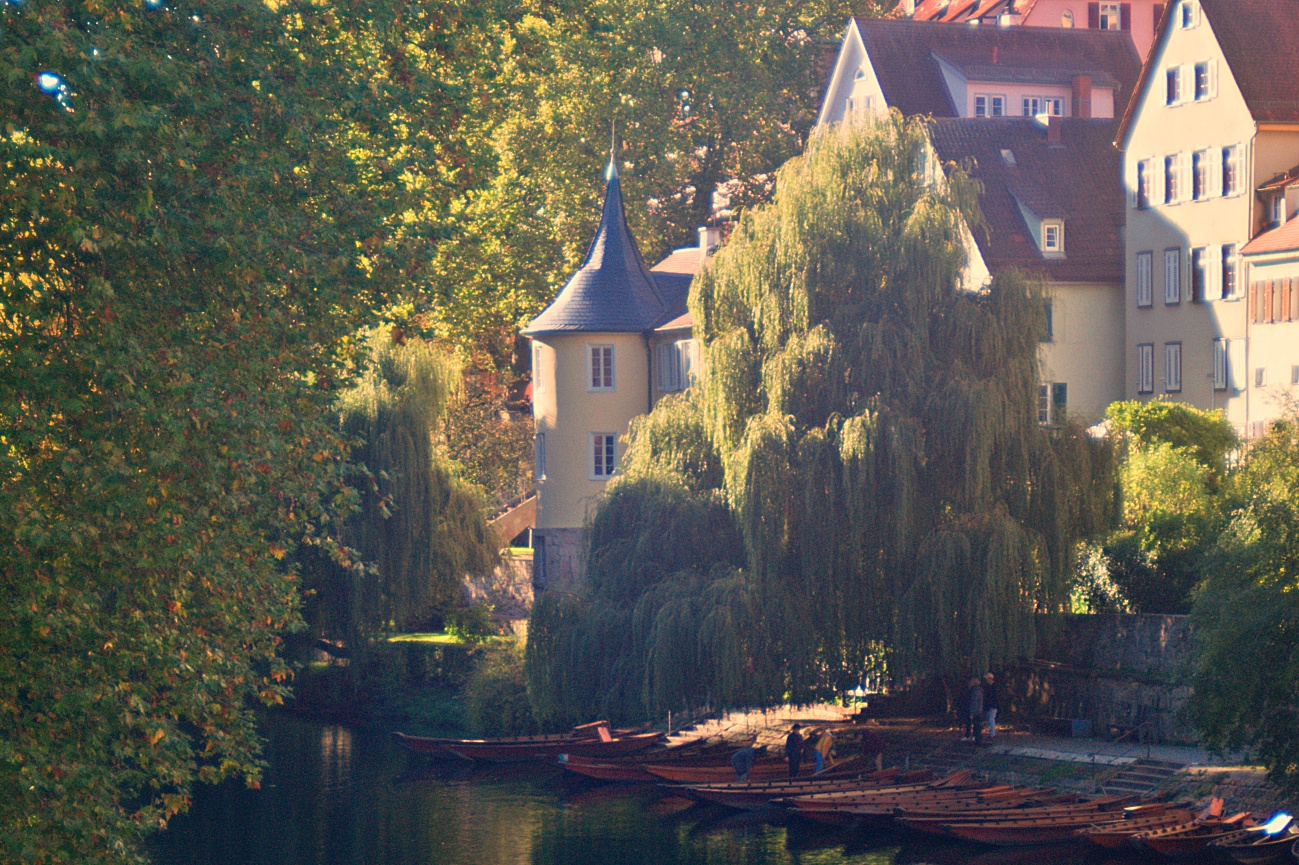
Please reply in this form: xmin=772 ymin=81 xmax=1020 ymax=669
xmin=151 ymin=715 xmax=1155 ymax=865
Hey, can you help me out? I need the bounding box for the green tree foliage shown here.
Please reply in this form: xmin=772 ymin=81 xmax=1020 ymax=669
xmin=526 ymin=115 xmax=1115 ymax=725
xmin=1107 ymin=399 xmax=1237 ymax=479
xmin=302 ymin=329 xmax=497 ymax=642
xmin=465 ymin=642 xmax=537 ymax=737
xmin=0 ymin=0 xmax=512 ymax=860
xmin=1190 ymin=413 xmax=1299 ymax=792
xmin=423 ymin=0 xmax=882 ymax=367
xmin=1099 ymin=400 xmax=1235 ymax=611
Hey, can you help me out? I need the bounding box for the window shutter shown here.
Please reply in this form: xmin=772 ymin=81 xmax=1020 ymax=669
xmin=1250 ymin=280 xmax=1259 ymax=322
xmin=1229 ymin=340 xmax=1246 ymax=391
xmin=1292 ymin=277 xmax=1299 ymax=320
xmin=1205 ymin=249 xmax=1214 ymax=300
xmin=1264 ymin=280 xmax=1274 ymax=323
xmin=1283 ymin=279 xmax=1293 ymax=322
xmin=1208 ymin=58 xmax=1218 ymax=98
xmin=1121 ymin=3 xmax=1132 ymax=29
xmin=1088 ymin=2 xmax=1100 ymax=28
xmin=1180 ymin=152 xmax=1191 ymax=202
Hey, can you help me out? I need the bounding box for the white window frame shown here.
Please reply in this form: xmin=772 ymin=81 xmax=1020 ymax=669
xmin=532 ymin=343 xmax=545 ymax=394
xmin=1042 ymin=221 xmax=1063 ymax=253
xmin=1193 ymin=60 xmax=1216 ymax=101
xmin=973 ymin=94 xmax=1008 ymax=117
xmin=1022 ymin=96 xmax=1042 ymax=117
xmin=589 ymin=432 xmax=617 ymax=480
xmin=1136 ymin=158 xmax=1153 ymax=209
xmin=1192 ymin=149 xmax=1212 ymax=201
xmin=1255 ymin=367 xmax=1267 ymax=388
xmin=1037 ymin=384 xmax=1051 ymax=425
xmin=1043 ymin=97 xmax=1064 ymax=116
xmin=535 ymin=432 xmax=547 ymax=481
xmin=1164 ymin=248 xmax=1182 ymax=304
xmin=1191 ymin=246 xmax=1208 ymax=302
xmin=1138 ymin=343 xmax=1155 ymax=394
xmin=1099 ymin=1 xmax=1122 ymax=29
xmin=1165 ymin=67 xmax=1181 ymax=105
xmin=1164 ymin=154 xmax=1180 ymax=204
xmin=1213 ymin=338 xmax=1229 ymax=391
xmin=1221 ymin=244 xmax=1238 ymax=299
xmin=1222 ymin=145 xmax=1241 ymax=196
xmin=1136 ymin=251 xmax=1153 ymax=307
xmin=587 ymin=344 xmax=615 ymax=392
xmin=1165 ymin=342 xmax=1183 ymax=393
xmin=1180 ymin=0 xmax=1199 ymax=28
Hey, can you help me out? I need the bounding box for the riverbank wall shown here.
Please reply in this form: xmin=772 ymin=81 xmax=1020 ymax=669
xmin=1004 ymin=613 xmax=1196 ymax=743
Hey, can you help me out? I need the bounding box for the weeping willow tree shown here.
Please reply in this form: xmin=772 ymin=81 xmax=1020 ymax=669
xmin=303 ymin=327 xmax=498 ymax=642
xmin=526 ymin=113 xmax=1116 ymax=726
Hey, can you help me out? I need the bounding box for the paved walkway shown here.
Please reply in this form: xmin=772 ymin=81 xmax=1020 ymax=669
xmin=982 ymin=730 xmax=1238 ymax=767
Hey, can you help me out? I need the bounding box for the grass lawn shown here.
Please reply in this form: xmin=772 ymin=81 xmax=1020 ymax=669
xmin=386 ymin=632 xmax=465 ymax=645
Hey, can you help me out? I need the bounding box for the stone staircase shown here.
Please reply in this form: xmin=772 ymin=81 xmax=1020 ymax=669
xmin=1101 ymin=758 xmax=1186 ymax=796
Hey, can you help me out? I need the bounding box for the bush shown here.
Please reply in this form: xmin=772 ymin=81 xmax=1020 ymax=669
xmin=446 ymin=601 xmax=497 ymax=644
xmin=464 ymin=642 xmax=537 ymax=737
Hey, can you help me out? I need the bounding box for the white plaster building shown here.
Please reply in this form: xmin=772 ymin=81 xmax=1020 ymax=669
xmin=1116 ymin=0 xmax=1299 ymax=436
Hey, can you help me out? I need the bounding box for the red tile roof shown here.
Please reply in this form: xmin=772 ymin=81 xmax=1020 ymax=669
xmin=928 ymin=117 xmax=1125 ymax=282
xmin=1201 ymin=0 xmax=1299 ymax=123
xmin=852 ymin=19 xmax=1141 ymax=119
xmin=1242 ymin=215 xmax=1299 ymax=255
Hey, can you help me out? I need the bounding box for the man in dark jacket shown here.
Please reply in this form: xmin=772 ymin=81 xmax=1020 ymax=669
xmin=983 ymin=672 xmax=1000 ymax=740
xmin=784 ymin=723 xmax=805 ymax=778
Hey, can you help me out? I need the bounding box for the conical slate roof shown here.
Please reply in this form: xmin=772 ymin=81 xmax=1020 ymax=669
xmin=523 ymin=159 xmax=667 ymax=336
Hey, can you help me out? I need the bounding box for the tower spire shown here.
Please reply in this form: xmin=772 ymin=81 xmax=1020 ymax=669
xmin=606 ymin=119 xmax=618 ymax=181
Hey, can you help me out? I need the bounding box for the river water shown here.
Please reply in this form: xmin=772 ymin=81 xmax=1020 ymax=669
xmin=150 ymin=714 xmax=1152 ymax=865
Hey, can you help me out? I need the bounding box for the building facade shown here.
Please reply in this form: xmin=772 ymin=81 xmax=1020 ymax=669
xmin=816 ymin=18 xmax=1137 ymax=423
xmin=1117 ymin=0 xmax=1299 ymax=435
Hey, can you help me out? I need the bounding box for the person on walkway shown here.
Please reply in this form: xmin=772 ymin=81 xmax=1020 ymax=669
xmin=784 ymin=723 xmax=805 ymax=778
xmin=731 ymin=745 xmax=758 ymax=782
xmin=964 ymin=677 xmax=984 ymax=746
xmin=983 ymin=672 xmax=999 ymax=741
xmin=859 ymin=727 xmax=886 ymax=773
xmin=812 ymin=728 xmax=834 ymax=773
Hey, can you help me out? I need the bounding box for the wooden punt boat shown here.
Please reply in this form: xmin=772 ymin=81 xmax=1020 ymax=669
xmin=944 ymin=811 xmax=1139 ymax=847
xmin=644 ymin=753 xmax=864 ymax=784
xmin=790 ymin=783 xmax=1015 ymax=813
xmin=684 ymin=769 xmax=933 ymax=810
xmin=1209 ymin=819 xmax=1298 ymax=865
xmin=1135 ymin=812 xmax=1253 ymax=857
xmin=894 ymin=795 xmax=1134 ymax=837
xmin=1076 ymin=809 xmax=1195 ymax=849
xmin=391 ymin=719 xmax=626 ymax=758
xmin=444 ymin=730 xmax=664 ymax=763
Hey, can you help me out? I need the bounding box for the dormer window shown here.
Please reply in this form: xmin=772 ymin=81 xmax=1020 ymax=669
xmin=1272 ymin=194 xmax=1287 ymax=228
xmin=1098 ymin=1 xmax=1122 ymax=30
xmin=1042 ymin=221 xmax=1064 ymax=253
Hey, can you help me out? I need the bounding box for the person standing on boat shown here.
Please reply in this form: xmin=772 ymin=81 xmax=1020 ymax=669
xmin=812 ymin=728 xmax=834 ymax=773
xmin=964 ymin=677 xmax=984 ymax=745
xmin=983 ymin=672 xmax=999 ymax=741
xmin=731 ymin=744 xmax=757 ymax=782
xmin=784 ymin=724 xmax=805 ymax=778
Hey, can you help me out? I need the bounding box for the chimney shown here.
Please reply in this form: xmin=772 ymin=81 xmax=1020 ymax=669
xmin=1071 ymin=75 xmax=1092 ymax=119
xmin=699 ymin=225 xmax=722 ymax=254
xmin=1047 ymin=114 xmax=1062 ymax=145
xmin=991 ymin=45 xmax=999 ymax=64
xmin=901 ymin=0 xmax=916 ymax=14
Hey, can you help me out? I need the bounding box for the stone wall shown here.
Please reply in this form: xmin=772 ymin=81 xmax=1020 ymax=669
xmin=1004 ymin=613 xmax=1197 ymax=743
xmin=533 ymin=527 xmax=584 ymax=592
xmin=463 ymin=553 xmax=534 ymax=636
